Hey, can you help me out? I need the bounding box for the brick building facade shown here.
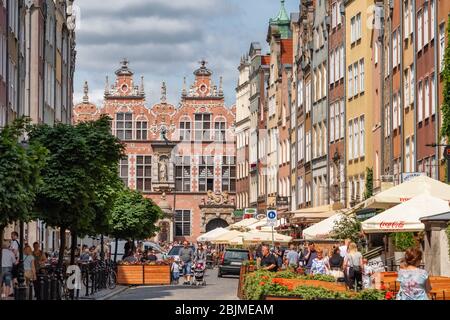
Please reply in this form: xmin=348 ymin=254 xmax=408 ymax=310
xmin=73 ymin=60 xmax=237 ymax=243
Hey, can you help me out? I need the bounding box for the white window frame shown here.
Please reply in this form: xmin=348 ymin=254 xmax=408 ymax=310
xmin=418 ymin=10 xmax=423 ymax=51
xmin=431 ymin=75 xmax=436 ymax=115
xmin=348 ymin=121 xmax=353 ymax=160
xmin=424 ymin=78 xmax=430 ymax=119
xmin=430 ymin=0 xmax=435 ymax=40
xmin=348 ymin=65 xmax=353 ymax=97
xmin=360 ymin=116 xmax=365 ymax=157
xmin=330 ymin=105 xmax=335 ymax=142
xmin=424 ymin=5 xmax=429 ymax=45
xmin=359 ymin=59 xmax=365 ymax=93
xmin=418 ymin=81 xmax=423 ymax=122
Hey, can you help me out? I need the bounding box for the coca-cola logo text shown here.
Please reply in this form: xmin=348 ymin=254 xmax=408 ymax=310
xmin=379 ymin=221 xmax=405 ymax=229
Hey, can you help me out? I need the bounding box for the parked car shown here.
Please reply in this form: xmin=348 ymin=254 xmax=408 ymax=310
xmin=110 ymin=240 xmax=167 ymax=261
xmin=217 ymin=248 xmax=250 ymax=277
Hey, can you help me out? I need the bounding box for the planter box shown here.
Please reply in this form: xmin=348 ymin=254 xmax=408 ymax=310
xmin=117 ymin=265 xmax=171 ymax=285
xmin=237 ymin=265 xmax=256 ymax=299
xmin=117 ymin=265 xmax=144 ymax=285
xmin=144 ymin=265 xmax=171 ymax=285
xmin=272 ymin=278 xmax=348 ymax=292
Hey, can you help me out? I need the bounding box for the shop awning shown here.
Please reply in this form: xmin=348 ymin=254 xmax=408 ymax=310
xmin=361 ymin=194 xmax=450 ymax=233
xmin=289 ymin=203 xmax=345 ymax=222
xmin=302 ymin=213 xmax=346 ymax=240
xmin=359 ymin=175 xmax=450 ymax=209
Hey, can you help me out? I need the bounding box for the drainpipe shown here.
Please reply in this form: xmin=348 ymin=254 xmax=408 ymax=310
xmin=380 ymin=3 xmax=385 ymax=177
xmin=413 ymin=0 xmax=417 ymax=172
xmin=341 ymin=2 xmax=347 ymax=207
xmin=433 ymin=0 xmax=439 ymax=179
xmin=389 ymin=6 xmax=394 ymax=176
xmin=400 ymin=0 xmax=405 ymax=175
xmin=5 ymin=0 xmax=8 ymax=124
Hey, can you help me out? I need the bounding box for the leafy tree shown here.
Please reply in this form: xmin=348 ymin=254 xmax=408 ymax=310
xmin=0 ymin=117 xmax=47 ymax=263
xmin=109 ymin=188 xmax=163 ymax=261
xmin=331 ymin=215 xmax=361 ymax=243
xmin=440 ymin=22 xmax=450 ymax=140
xmin=28 ymin=115 xmax=124 ymax=265
xmin=393 ymin=232 xmax=416 ymax=252
xmin=364 ymin=167 xmax=374 ymax=200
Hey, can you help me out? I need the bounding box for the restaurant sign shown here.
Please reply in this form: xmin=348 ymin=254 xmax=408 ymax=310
xmin=401 ymin=172 xmax=426 ymax=183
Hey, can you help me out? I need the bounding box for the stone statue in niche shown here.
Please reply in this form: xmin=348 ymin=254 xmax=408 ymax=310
xmin=159 ymin=156 xmax=168 ymax=182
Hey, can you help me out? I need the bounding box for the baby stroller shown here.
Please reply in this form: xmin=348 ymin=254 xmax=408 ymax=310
xmin=192 ymin=261 xmax=206 ymax=286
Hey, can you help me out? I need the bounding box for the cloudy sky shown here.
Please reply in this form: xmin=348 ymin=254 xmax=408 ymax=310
xmin=73 ymin=0 xmax=299 ymax=107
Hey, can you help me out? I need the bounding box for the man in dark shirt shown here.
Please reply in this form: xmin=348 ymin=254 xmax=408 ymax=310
xmin=303 ymin=242 xmax=317 ymax=274
xmin=260 ymin=245 xmax=278 ymax=272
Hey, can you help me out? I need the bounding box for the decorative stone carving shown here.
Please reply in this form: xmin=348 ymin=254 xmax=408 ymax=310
xmin=206 ymin=190 xmax=230 ymax=205
xmin=159 ymin=156 xmax=168 ymax=182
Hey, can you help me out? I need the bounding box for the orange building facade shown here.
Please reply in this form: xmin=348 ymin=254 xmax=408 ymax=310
xmin=74 ymin=60 xmax=237 ymax=243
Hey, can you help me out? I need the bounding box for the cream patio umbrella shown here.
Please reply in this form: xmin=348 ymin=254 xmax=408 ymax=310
xmin=302 ymin=213 xmax=346 ymax=240
xmin=210 ymin=230 xmax=245 ymax=244
xmin=361 ymin=194 xmax=450 ymax=233
xmin=228 ymin=218 xmax=259 ymax=230
xmin=242 ymin=231 xmax=292 ymax=244
xmin=196 ymin=227 xmax=229 ymax=242
xmin=359 ymin=175 xmax=450 ymax=209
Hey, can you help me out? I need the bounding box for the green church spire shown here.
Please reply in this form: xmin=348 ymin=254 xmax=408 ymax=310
xmin=269 ymin=0 xmax=291 ymax=39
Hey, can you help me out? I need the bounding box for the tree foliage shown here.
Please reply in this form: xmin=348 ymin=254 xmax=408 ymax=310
xmin=364 ymin=167 xmax=374 ymax=200
xmin=109 ymin=188 xmax=163 ymax=241
xmin=28 ymin=116 xmax=124 ymax=264
xmin=0 ymin=117 xmax=47 ymax=228
xmin=393 ymin=232 xmax=416 ymax=252
xmin=441 ymin=22 xmax=450 ymax=140
xmin=331 ymin=215 xmax=361 ymax=243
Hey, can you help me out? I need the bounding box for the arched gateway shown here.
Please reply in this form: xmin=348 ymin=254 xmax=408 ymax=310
xmin=205 ymin=218 xmax=229 ymax=232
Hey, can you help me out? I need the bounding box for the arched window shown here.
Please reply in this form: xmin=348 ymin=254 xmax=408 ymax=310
xmin=136 ymin=116 xmax=148 ymax=140
xmin=179 ymin=117 xmax=191 ymax=141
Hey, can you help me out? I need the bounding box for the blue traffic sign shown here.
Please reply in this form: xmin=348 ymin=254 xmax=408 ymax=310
xmin=267 ymin=210 xmax=277 ymax=220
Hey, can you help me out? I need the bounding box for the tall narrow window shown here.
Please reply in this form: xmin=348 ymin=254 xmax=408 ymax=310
xmin=418 ymin=81 xmax=423 ymax=122
xmin=393 ymin=94 xmax=398 ymax=129
xmin=330 ymin=105 xmax=335 ymax=142
xmin=175 ymin=210 xmax=191 ymax=236
xmin=348 ymin=121 xmax=353 ymax=160
xmin=194 ymin=114 xmax=211 ymax=141
xmin=424 ymin=78 xmax=430 ymax=119
xmin=199 ymin=156 xmax=214 ymax=192
xmin=179 ymin=119 xmax=191 ymax=141
xmin=359 ymin=59 xmax=365 ymax=92
xmin=340 ymin=101 xmax=345 ymax=139
xmin=176 ymin=156 xmax=191 ymax=192
xmin=348 ymin=66 xmax=353 ymax=97
xmin=354 ymin=119 xmax=359 ymax=159
xmin=335 ymin=103 xmax=340 ymax=140
xmin=440 ymin=24 xmax=445 ymax=72
xmin=353 ymin=62 xmax=359 ymax=95
xmin=430 ymin=0 xmax=435 ymax=40
xmin=405 ymin=137 xmax=411 ymax=172
xmin=431 ymin=75 xmax=436 ymax=115
xmin=424 ymin=5 xmax=429 ymax=45
xmin=330 ymin=51 xmax=335 ymax=85
xmin=119 ymin=157 xmax=129 ymax=186
xmin=418 ymin=10 xmax=423 ymax=51
xmin=214 ymin=120 xmax=226 ymax=141
xmin=136 ymin=156 xmax=152 ymax=192
xmin=222 ymin=156 xmax=236 ymax=192
xmin=404 ymin=0 xmax=409 ymax=37
xmin=136 ymin=120 xmax=148 ymax=140
xmin=116 ymin=113 xmax=133 ymax=140
xmin=410 ymin=65 xmax=415 ymax=103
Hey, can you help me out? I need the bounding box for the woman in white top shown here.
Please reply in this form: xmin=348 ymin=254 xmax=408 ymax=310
xmin=343 ymin=242 xmax=363 ymax=291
